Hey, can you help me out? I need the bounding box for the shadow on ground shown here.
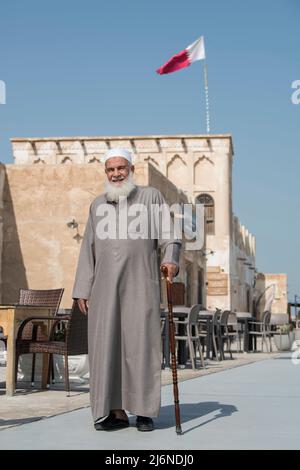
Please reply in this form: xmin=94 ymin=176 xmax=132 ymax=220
xmin=0 ymin=379 xmax=89 ymax=396
xmin=0 ymin=416 xmax=45 ymax=427
xmin=272 ymin=356 xmax=293 ymax=360
xmin=148 ymin=401 xmax=238 ymax=434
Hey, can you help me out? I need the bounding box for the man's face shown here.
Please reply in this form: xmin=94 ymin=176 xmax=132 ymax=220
xmin=105 ymin=157 xmax=134 ymax=186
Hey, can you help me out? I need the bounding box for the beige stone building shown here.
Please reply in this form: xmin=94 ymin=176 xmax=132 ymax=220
xmin=0 ymin=134 xmax=286 ymax=314
xmin=255 ymin=273 xmax=288 ymax=316
xmin=0 ymin=163 xmax=5 ymax=299
xmin=0 ymin=147 xmax=204 ymax=308
xmin=0 ymin=134 xmax=287 ymax=313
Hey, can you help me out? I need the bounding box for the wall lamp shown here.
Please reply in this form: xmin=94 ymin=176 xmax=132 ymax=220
xmin=67 ymin=219 xmax=78 ymax=229
xmin=201 ymin=249 xmax=215 ymax=257
xmin=67 ymin=218 xmax=82 ymax=243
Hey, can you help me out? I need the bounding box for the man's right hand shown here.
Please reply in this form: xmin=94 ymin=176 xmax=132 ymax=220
xmin=78 ymin=298 xmax=89 ymax=315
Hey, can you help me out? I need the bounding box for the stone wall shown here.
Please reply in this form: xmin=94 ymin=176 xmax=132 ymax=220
xmin=2 ymin=161 xmax=205 ymax=308
xmin=255 ymin=273 xmax=288 ymax=316
xmin=0 ymin=163 xmax=5 ymax=302
xmin=148 ymin=163 xmax=206 ymax=306
xmin=11 ymin=136 xmax=233 ymax=178
xmin=230 ymin=216 xmax=256 ymax=312
xmin=9 ymin=134 xmax=256 ymax=311
xmin=3 ymin=163 xmax=105 ymax=306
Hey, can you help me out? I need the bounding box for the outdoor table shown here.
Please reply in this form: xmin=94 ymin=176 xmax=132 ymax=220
xmin=233 ymin=312 xmax=254 ymax=352
xmin=161 ymin=307 xmax=214 ymax=367
xmin=161 ymin=308 xmax=255 ymax=367
xmin=0 ymin=305 xmax=52 ymax=396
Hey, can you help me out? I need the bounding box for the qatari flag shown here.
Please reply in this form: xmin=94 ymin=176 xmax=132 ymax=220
xmin=156 ymin=36 xmax=205 ymax=75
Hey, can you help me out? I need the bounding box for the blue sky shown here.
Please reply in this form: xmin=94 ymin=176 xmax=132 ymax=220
xmin=0 ymin=0 xmax=299 ymax=302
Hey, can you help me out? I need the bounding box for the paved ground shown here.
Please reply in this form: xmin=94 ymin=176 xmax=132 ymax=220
xmin=0 ymin=351 xmax=299 ymax=449
xmin=0 ymin=350 xmax=276 ymax=429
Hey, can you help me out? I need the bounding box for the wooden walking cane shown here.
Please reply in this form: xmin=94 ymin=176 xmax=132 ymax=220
xmin=161 ymin=265 xmax=182 ymax=435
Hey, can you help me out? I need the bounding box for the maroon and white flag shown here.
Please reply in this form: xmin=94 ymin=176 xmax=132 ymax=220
xmin=156 ymin=36 xmax=205 ymax=75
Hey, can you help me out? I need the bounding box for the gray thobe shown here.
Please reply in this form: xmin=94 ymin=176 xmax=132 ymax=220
xmin=72 ymin=185 xmax=181 ymax=421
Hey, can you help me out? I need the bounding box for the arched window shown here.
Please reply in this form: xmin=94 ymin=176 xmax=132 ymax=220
xmin=197 ymin=193 xmax=215 ymax=235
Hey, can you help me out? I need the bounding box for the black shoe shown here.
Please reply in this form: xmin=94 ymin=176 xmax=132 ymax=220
xmin=94 ymin=413 xmax=129 ymax=431
xmin=136 ymin=416 xmax=154 ymax=432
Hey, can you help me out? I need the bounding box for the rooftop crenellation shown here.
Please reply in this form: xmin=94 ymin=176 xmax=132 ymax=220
xmin=10 ymin=134 xmax=233 ymax=165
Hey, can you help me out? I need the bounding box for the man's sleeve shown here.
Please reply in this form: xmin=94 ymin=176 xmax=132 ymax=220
xmin=72 ymin=206 xmax=95 ymax=299
xmin=155 ymin=190 xmax=182 ymax=271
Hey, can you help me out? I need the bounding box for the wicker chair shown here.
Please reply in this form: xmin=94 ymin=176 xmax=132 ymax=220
xmin=15 ymin=288 xmax=64 ymax=384
xmin=16 ymin=300 xmax=88 ymax=395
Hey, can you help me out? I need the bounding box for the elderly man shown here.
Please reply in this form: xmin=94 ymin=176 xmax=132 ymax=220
xmin=72 ymin=148 xmax=181 ymax=432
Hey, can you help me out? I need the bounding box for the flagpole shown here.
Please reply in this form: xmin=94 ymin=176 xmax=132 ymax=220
xmin=203 ymin=60 xmax=210 ymax=133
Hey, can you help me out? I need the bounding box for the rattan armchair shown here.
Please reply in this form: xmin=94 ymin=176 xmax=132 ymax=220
xmin=16 ymin=300 xmax=88 ymax=395
xmin=15 ymin=288 xmax=64 ymax=384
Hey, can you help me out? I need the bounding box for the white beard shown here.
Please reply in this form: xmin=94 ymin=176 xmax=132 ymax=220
xmin=105 ymin=173 xmax=136 ymax=202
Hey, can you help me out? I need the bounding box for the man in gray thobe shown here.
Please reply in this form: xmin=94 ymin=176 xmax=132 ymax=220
xmin=72 ymin=148 xmax=181 ymax=432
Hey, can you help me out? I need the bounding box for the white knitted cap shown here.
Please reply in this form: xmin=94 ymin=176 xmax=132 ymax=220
xmin=101 ymin=148 xmax=134 ymax=164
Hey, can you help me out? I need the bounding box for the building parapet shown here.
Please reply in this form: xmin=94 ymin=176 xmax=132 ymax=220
xmin=11 ymin=135 xmax=234 ymax=165
xmin=233 ymin=214 xmax=256 ymax=261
